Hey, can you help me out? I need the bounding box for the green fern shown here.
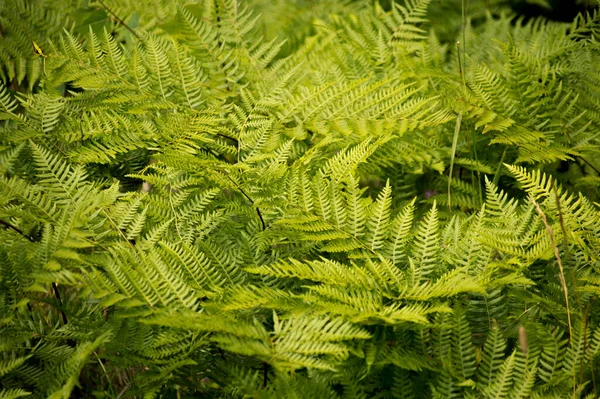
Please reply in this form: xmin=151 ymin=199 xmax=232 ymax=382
xmin=1 ymin=0 xmax=600 ymax=397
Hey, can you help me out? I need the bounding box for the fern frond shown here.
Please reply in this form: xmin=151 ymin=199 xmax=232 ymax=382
xmin=410 ymin=202 xmax=440 ymax=282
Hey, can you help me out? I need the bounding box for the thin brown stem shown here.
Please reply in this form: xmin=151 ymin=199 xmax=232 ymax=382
xmin=553 ymin=181 xmax=581 ymax=314
xmin=532 ymin=197 xmax=572 ymax=343
xmin=0 ymin=219 xmax=34 ymax=241
xmin=216 ymin=133 xmax=239 ymax=145
xmin=51 ymin=282 xmax=68 ymax=325
xmin=224 ymin=174 xmax=266 ymax=231
xmin=578 ymin=156 xmax=600 ymax=176
xmin=95 ymin=0 xmax=140 ymax=39
xmin=262 ymin=362 xmax=269 ymax=388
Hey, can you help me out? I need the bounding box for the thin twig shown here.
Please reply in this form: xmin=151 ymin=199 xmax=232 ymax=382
xmin=51 ymin=282 xmax=68 ymax=325
xmin=578 ymin=156 xmax=600 ymax=176
xmin=216 ymin=133 xmax=239 ymax=145
xmin=0 ymin=219 xmax=34 ymax=241
xmin=116 ymin=384 xmax=131 ymax=399
xmin=531 ymin=197 xmax=572 ymax=343
xmin=224 ymin=174 xmax=266 ymax=231
xmin=262 ymin=361 xmax=269 ymax=388
xmin=553 ymin=181 xmax=581 ymax=314
xmin=95 ymin=0 xmax=140 ymax=39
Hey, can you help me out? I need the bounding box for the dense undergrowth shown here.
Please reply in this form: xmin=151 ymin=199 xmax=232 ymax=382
xmin=1 ymin=0 xmax=600 ymax=397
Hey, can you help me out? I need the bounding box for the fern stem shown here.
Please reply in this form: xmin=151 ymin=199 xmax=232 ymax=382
xmin=462 ymin=0 xmax=466 ymax=69
xmin=461 ymin=0 xmax=470 ymax=77
xmin=456 ymin=41 xmax=465 ymax=86
xmin=471 ymin=131 xmax=483 ymax=207
xmin=581 ymin=301 xmax=592 ymax=387
xmin=586 ymin=299 xmax=597 ymax=394
xmin=448 ymin=112 xmax=463 ymax=207
xmin=492 ymin=148 xmax=507 ymax=186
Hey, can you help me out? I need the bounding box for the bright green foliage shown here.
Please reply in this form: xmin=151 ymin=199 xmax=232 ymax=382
xmin=1 ymin=0 xmax=600 ymax=397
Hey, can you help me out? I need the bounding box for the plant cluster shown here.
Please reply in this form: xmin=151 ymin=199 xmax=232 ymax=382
xmin=1 ymin=0 xmax=600 ymax=397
